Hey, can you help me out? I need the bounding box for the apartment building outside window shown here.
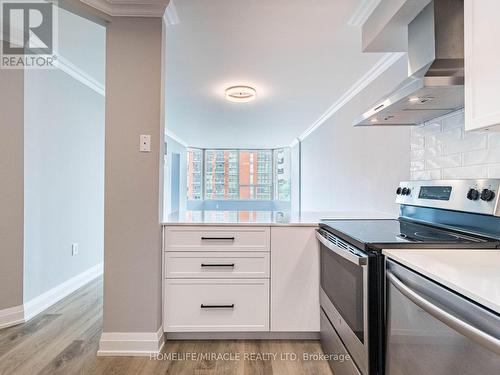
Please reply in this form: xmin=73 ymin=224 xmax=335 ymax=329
xmin=186 ymin=148 xmax=290 ymax=201
xmin=187 ymin=149 xmax=202 ymax=200
xmin=205 ymin=150 xmax=239 ymax=199
xmin=275 ymin=147 xmax=291 ymax=201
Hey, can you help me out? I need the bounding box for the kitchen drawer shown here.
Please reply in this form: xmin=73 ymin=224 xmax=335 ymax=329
xmin=164 ymin=226 xmax=270 ymax=252
xmin=165 ymin=252 xmax=270 ymax=278
xmin=164 ymin=279 xmax=269 ymax=332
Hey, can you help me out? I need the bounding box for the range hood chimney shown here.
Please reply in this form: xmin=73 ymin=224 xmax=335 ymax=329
xmin=354 ymin=0 xmax=464 ymax=127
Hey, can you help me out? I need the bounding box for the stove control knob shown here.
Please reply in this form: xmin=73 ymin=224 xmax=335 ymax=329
xmin=396 ymin=187 xmax=402 ymax=195
xmin=401 ymin=187 xmax=409 ymax=195
xmin=405 ymin=188 xmax=412 ymax=196
xmin=480 ymin=189 xmax=496 ymax=202
xmin=467 ymin=188 xmax=480 ymax=201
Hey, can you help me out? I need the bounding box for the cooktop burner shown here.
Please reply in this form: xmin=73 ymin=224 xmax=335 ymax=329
xmin=401 ymin=232 xmax=460 ymax=241
xmin=319 ymin=219 xmax=500 ymax=250
xmin=402 ymin=231 xmax=460 ymax=242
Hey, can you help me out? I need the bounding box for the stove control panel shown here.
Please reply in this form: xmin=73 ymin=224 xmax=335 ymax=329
xmin=395 ymin=186 xmax=412 ymax=196
xmin=396 ymin=179 xmax=500 ymax=216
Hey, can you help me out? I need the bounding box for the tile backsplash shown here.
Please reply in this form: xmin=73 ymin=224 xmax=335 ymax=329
xmin=410 ymin=110 xmax=500 ymax=180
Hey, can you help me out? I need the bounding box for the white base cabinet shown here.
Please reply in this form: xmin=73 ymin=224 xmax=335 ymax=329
xmin=465 ymin=0 xmax=500 ymax=131
xmin=163 ymin=225 xmax=320 ymax=334
xmin=164 ymin=279 xmax=269 ymax=332
xmin=270 ymin=227 xmax=320 ymax=332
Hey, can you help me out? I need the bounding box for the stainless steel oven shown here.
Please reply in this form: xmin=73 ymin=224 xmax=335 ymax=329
xmin=318 ymin=179 xmax=500 ymax=375
xmin=317 ymin=229 xmax=380 ymax=375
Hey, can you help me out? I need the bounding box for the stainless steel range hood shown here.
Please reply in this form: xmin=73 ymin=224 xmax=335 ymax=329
xmin=354 ymin=0 xmax=464 ymax=127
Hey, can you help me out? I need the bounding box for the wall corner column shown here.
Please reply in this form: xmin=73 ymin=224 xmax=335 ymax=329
xmin=0 ymin=68 xmax=24 ymax=326
xmin=100 ymin=16 xmax=165 ymax=356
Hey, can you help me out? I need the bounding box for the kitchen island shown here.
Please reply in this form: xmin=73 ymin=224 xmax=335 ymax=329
xmin=162 ymin=210 xmax=393 ymax=338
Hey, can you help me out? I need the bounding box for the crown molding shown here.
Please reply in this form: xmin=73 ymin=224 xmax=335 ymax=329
xmin=165 ymin=129 xmax=188 ymax=148
xmin=164 ymin=0 xmax=179 ymax=26
xmin=1 ymin=23 xmax=105 ymax=97
xmin=348 ymin=0 xmax=380 ymax=27
xmin=55 ymin=55 xmax=105 ymax=96
xmin=297 ymin=52 xmax=405 ymax=142
xmin=80 ymin=0 xmax=169 ymax=17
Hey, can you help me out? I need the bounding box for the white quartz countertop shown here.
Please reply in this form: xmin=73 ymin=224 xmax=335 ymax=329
xmin=383 ymin=249 xmax=500 ymax=314
xmin=163 ymin=210 xmax=395 ymax=226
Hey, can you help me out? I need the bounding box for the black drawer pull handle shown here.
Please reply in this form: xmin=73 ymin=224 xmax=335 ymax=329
xmin=201 ymin=263 xmax=235 ymax=268
xmin=200 ymin=304 xmax=235 ymax=309
xmin=201 ymin=237 xmax=235 ymax=241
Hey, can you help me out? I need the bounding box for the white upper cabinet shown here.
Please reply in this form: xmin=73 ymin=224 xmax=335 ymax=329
xmin=465 ymin=0 xmax=500 ymax=131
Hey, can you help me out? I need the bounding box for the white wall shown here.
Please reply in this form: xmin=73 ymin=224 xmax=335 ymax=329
xmin=23 ymin=69 xmax=105 ymax=301
xmin=410 ymin=110 xmax=500 ymax=180
xmin=300 ymin=56 xmax=411 ymax=216
xmin=23 ymin=10 xmax=105 ymax=302
xmin=163 ymin=135 xmax=187 ymax=217
xmin=58 ymin=8 xmax=105 ymax=86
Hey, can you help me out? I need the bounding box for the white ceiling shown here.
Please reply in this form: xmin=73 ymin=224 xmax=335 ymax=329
xmin=165 ymin=0 xmax=386 ymax=148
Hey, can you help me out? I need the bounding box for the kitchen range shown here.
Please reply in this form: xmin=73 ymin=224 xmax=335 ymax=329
xmin=317 ymin=179 xmax=500 ymax=375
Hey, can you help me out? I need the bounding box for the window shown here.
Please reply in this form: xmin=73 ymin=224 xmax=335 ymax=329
xmin=274 ymin=148 xmax=291 ymax=201
xmin=238 ymin=150 xmax=273 ymax=200
xmin=187 ymin=148 xmax=291 ymax=201
xmin=187 ymin=148 xmax=202 ymax=200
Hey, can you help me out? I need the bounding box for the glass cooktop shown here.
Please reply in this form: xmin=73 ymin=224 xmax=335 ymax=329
xmin=319 ymin=219 xmax=499 ymax=250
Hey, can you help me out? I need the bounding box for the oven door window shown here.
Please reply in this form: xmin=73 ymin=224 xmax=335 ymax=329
xmin=320 ymin=243 xmax=365 ymax=343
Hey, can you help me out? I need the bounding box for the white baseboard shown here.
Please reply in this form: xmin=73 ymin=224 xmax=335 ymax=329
xmin=0 ymin=305 xmax=25 ymax=329
xmin=0 ymin=262 xmax=103 ymax=330
xmin=23 ymin=262 xmax=103 ymax=321
xmin=24 ymin=262 xmax=103 ymax=321
xmin=97 ymin=327 xmax=165 ymax=356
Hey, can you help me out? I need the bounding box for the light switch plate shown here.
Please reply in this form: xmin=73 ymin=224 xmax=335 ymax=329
xmin=140 ymin=135 xmax=151 ymax=152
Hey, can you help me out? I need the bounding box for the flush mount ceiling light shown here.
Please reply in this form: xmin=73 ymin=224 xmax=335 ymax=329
xmin=225 ymin=85 xmax=257 ymax=103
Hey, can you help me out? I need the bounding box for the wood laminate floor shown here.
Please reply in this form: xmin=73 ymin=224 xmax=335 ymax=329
xmin=0 ymin=278 xmax=333 ymax=375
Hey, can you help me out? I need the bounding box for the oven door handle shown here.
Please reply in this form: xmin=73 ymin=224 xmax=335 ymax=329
xmin=387 ymin=271 xmax=500 ymax=355
xmin=316 ymin=231 xmax=368 ymax=266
